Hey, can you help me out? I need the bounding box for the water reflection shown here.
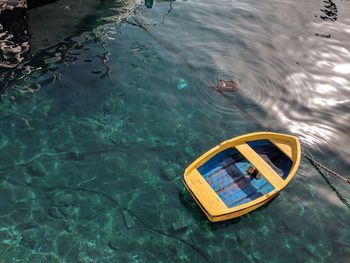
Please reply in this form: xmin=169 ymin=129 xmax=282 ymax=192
xmin=0 ymin=8 xmax=29 ymax=68
xmin=0 ymin=0 xmax=135 ymax=94
xmin=145 ymin=0 xmax=174 ymax=9
xmin=136 ymin=0 xmax=350 ymax=180
xmin=334 ymin=63 xmax=350 ymax=74
xmin=27 ymin=0 xmax=102 ymax=53
xmin=320 ymin=0 xmax=337 ymax=21
xmin=145 ymin=0 xmax=154 ymax=8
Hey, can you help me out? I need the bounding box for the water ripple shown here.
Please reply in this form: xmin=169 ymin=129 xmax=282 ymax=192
xmin=158 ymin=0 xmax=350 ymax=165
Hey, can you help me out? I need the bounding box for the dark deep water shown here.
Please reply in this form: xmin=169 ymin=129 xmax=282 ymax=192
xmin=0 ymin=0 xmax=349 ymax=262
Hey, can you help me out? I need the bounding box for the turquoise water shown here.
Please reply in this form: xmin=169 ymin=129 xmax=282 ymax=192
xmin=1 ymin=0 xmax=350 ymax=262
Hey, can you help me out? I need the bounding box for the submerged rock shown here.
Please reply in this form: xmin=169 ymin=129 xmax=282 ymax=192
xmin=236 ymin=228 xmax=254 ymax=246
xmin=26 ymin=160 xmax=47 ymax=177
xmin=160 ymin=166 xmax=177 ymax=182
xmin=210 ymin=79 xmax=238 ymax=92
xmin=55 ymin=232 xmax=73 ymax=256
xmin=122 ymin=210 xmax=136 ymax=229
xmin=169 ymin=220 xmax=188 ymax=234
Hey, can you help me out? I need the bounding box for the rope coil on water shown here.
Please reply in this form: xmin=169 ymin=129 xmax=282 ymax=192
xmin=129 ymin=12 xmax=350 ymax=188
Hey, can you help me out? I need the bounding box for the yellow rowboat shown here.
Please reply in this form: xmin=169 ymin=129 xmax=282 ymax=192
xmin=182 ymin=132 xmax=301 ymax=222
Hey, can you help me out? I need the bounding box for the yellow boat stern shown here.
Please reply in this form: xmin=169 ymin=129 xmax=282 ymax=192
xmin=183 ymin=169 xmax=228 ymax=219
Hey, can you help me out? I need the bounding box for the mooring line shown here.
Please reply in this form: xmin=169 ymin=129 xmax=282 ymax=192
xmin=302 ymin=153 xmax=350 ymax=184
xmin=131 ymin=14 xmax=207 ymax=81
xmin=305 ymin=158 xmax=350 ymax=209
xmin=0 ymin=173 xmax=211 ymax=262
xmin=221 ymin=92 xmax=350 ymax=185
xmin=129 ymin=11 xmax=350 ymax=188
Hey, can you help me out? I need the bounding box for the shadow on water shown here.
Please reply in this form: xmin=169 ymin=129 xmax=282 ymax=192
xmin=0 ymin=0 xmax=135 ymax=94
xmin=179 ymin=187 xmax=280 ymax=228
xmin=207 ymin=195 xmax=280 ymax=231
xmin=143 ymin=0 xmax=175 ymax=27
xmin=0 ymin=8 xmax=29 ymax=69
xmin=145 ymin=0 xmax=174 ymax=9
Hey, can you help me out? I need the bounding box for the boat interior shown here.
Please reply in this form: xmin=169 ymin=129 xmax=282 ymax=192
xmin=197 ymin=140 xmax=293 ymax=208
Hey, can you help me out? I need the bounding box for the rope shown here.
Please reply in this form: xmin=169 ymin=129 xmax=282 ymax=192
xmin=302 ymin=152 xmax=350 ymax=184
xmin=0 ymin=173 xmax=212 ymax=262
xmin=220 ymin=93 xmax=350 ymax=186
xmin=131 ymin=11 xmax=217 ymax=89
xmin=305 ymin=156 xmax=350 ymax=209
xmin=128 ymin=11 xmax=350 ymax=187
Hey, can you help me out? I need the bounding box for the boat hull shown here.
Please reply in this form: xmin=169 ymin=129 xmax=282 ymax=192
xmin=183 ymin=180 xmax=278 ymax=221
xmin=182 ymin=132 xmax=301 ymax=222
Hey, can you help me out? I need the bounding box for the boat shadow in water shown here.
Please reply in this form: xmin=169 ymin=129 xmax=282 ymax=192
xmin=208 ymin=194 xmax=280 ymax=230
xmin=178 ymin=188 xmax=279 ymax=227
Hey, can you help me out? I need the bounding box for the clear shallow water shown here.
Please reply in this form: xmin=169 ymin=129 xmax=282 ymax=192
xmin=0 ymin=0 xmax=350 ymax=262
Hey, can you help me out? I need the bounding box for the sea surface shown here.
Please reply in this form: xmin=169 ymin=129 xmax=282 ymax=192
xmin=0 ymin=0 xmax=349 ymax=262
